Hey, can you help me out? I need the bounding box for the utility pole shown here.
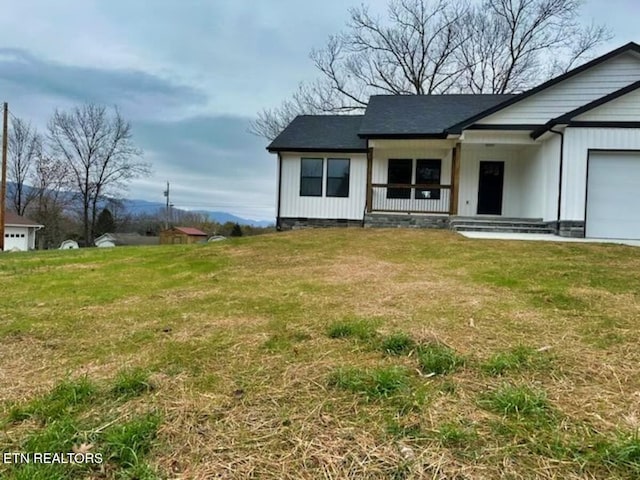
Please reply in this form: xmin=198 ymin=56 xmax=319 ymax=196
xmin=0 ymin=103 xmax=8 ymax=252
xmin=163 ymin=181 xmax=170 ymax=230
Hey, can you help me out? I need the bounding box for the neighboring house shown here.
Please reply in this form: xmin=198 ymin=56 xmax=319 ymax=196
xmin=59 ymin=239 xmax=79 ymax=250
xmin=94 ymin=233 xmax=159 ymax=247
xmin=268 ymin=42 xmax=640 ymax=240
xmin=2 ymin=212 xmax=43 ymax=251
xmin=160 ymin=227 xmax=208 ymax=245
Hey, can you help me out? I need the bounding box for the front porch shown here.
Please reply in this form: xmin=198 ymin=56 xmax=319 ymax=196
xmin=364 ymin=134 xmax=555 ymax=221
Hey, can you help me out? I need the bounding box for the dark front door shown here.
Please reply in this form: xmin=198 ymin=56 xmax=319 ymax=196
xmin=477 ymin=161 xmax=504 ymax=215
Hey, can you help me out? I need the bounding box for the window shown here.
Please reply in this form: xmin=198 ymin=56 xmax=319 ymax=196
xmin=387 ymin=159 xmax=412 ymax=199
xmin=415 ymin=159 xmax=441 ymax=200
xmin=21 ymin=234 xmax=25 ymax=238
xmin=326 ymin=158 xmax=350 ymax=197
xmin=300 ymin=158 xmax=323 ymax=196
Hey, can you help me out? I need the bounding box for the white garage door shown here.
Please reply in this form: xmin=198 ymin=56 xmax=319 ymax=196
xmin=586 ymin=151 xmax=640 ymax=239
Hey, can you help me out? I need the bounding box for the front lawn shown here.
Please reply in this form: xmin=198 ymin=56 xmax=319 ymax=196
xmin=1 ymin=229 xmax=639 ymax=479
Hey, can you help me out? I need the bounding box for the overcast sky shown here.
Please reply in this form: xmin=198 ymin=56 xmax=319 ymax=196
xmin=0 ymin=1 xmax=637 ymax=221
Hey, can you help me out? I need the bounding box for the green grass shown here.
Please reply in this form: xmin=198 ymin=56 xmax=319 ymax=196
xmin=103 ymin=413 xmax=161 ymax=468
xmin=326 ymin=318 xmax=378 ymax=341
xmin=2 ymin=229 xmax=640 ymax=478
xmin=481 ymin=345 xmax=550 ymax=376
xmin=111 ymin=368 xmax=154 ymax=399
xmin=478 ymin=384 xmax=553 ymax=420
xmin=416 ymin=343 xmax=465 ymax=375
xmin=380 ymin=332 xmax=416 ymax=355
xmin=8 ymin=378 xmax=97 ymax=423
xmin=328 ymin=366 xmax=412 ymax=399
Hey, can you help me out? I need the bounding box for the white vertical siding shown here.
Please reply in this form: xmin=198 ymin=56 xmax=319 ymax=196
xmin=574 ymin=87 xmax=640 ymax=121
xmin=562 ymin=128 xmax=640 ymax=220
xmin=478 ymin=52 xmax=640 ymax=124
xmin=458 ymin=145 xmax=544 ymax=217
xmin=517 ymin=135 xmax=561 ymax=221
xmin=279 ymin=152 xmax=367 ymax=220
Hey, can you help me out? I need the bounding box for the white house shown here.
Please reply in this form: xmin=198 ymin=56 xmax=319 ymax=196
xmin=268 ymin=42 xmax=640 ymax=240
xmin=2 ymin=212 xmax=43 ymax=251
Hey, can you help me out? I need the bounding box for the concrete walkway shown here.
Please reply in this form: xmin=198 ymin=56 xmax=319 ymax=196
xmin=458 ymin=231 xmax=640 ymax=247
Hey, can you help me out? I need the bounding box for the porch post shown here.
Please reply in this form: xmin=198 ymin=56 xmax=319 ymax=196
xmin=366 ymin=147 xmax=373 ymax=213
xmin=450 ymin=144 xmax=461 ymax=215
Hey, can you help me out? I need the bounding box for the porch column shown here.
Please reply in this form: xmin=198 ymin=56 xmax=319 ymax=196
xmin=450 ymin=143 xmax=461 ymax=215
xmin=366 ymin=147 xmax=373 ymax=213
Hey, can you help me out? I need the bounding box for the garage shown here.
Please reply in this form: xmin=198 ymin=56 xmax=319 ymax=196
xmin=586 ymin=151 xmax=640 ymax=239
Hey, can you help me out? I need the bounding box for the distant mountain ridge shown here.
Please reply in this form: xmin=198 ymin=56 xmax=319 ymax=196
xmin=5 ymin=182 xmax=274 ymax=228
xmin=119 ymin=198 xmax=274 ymax=227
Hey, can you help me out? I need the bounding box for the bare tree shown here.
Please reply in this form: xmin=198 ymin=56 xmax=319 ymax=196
xmin=47 ymin=104 xmax=149 ymax=245
xmin=252 ymin=0 xmax=610 ymax=140
xmin=458 ymin=0 xmax=612 ymax=93
xmin=30 ymin=152 xmax=72 ymax=248
xmin=7 ymin=117 xmax=41 ymax=215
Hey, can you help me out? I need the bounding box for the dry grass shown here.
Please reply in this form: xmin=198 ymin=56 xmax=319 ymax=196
xmin=1 ymin=229 xmax=640 ymax=479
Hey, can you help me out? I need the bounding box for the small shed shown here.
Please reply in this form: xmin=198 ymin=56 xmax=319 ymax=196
xmin=3 ymin=212 xmax=43 ymax=251
xmin=160 ymin=227 xmax=208 ymax=245
xmin=95 ymin=233 xmax=159 ymax=247
xmin=59 ymin=239 xmax=80 ymax=250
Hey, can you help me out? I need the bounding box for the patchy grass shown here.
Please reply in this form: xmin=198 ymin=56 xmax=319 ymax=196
xmin=111 ymin=368 xmax=154 ymax=399
xmin=417 ymin=343 xmax=465 ymax=375
xmin=328 ymin=366 xmax=412 ymax=400
xmin=1 ymin=229 xmax=640 ymax=478
xmin=326 ymin=318 xmax=378 ymax=341
xmin=479 ymin=384 xmax=554 ymax=420
xmin=481 ymin=345 xmax=551 ymax=376
xmin=380 ymin=332 xmax=416 ymax=355
xmin=7 ymin=378 xmax=97 ymax=424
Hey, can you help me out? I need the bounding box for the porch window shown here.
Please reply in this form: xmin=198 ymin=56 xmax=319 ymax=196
xmin=300 ymin=158 xmax=323 ymax=196
xmin=387 ymin=159 xmax=412 ymax=199
xmin=326 ymin=158 xmax=350 ymax=197
xmin=415 ymin=159 xmax=441 ymax=200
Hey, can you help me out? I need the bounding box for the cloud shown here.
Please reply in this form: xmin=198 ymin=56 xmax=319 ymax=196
xmin=132 ymin=115 xmax=276 ymax=220
xmin=0 ymin=49 xmax=207 ymax=122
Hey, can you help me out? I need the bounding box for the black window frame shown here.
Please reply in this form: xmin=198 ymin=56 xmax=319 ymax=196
xmin=415 ymin=159 xmax=442 ymax=200
xmin=299 ymin=158 xmax=324 ymax=197
xmin=326 ymin=158 xmax=350 ymax=198
xmin=387 ymin=158 xmax=413 ymax=199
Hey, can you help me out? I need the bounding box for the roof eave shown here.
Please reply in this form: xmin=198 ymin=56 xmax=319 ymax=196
xmin=267 ymin=147 xmax=368 ymax=153
xmin=448 ymin=42 xmax=640 ymax=133
xmin=358 ymin=133 xmax=448 ymax=140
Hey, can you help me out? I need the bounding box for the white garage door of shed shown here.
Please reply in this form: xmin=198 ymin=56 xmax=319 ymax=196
xmin=586 ymin=151 xmax=640 ymax=239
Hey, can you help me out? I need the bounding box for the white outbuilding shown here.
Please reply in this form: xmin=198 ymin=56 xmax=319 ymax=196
xmin=3 ymin=212 xmax=43 ymax=251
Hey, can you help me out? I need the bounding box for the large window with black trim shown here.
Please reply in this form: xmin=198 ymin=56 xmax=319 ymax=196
xmin=387 ymin=158 xmax=441 ymax=199
xmin=300 ymin=158 xmax=323 ymax=196
xmin=415 ymin=159 xmax=441 ymax=200
xmin=326 ymin=158 xmax=350 ymax=197
xmin=300 ymin=157 xmax=350 ymax=197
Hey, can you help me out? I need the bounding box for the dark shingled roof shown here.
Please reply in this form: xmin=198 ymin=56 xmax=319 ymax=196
xmin=358 ymin=94 xmax=516 ymax=137
xmin=267 ymin=115 xmax=367 ymax=152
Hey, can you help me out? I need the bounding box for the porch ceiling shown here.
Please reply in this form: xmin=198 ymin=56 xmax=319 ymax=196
xmin=460 ymin=130 xmax=539 ymax=145
xmin=369 ymin=139 xmax=457 ymax=150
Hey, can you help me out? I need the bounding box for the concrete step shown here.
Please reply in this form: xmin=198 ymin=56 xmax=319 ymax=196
xmin=451 ymin=221 xmax=549 ymax=229
xmin=454 ymin=225 xmax=555 ymax=234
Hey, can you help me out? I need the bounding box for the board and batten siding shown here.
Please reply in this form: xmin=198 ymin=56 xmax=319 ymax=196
xmin=574 ymin=86 xmax=640 ymax=121
xmin=519 ymin=135 xmax=561 ymax=221
xmin=562 ymin=128 xmax=640 ymax=221
xmin=477 ymin=52 xmax=640 ymax=125
xmin=279 ymin=152 xmax=367 ymax=220
xmin=457 ymin=145 xmax=545 ymax=218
